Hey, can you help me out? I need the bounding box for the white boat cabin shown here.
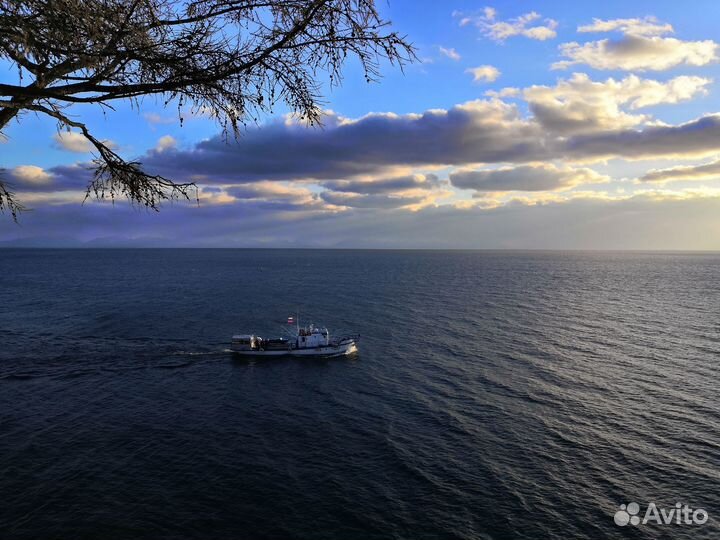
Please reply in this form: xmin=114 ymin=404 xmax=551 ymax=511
xmin=296 ymin=325 xmax=330 ymax=349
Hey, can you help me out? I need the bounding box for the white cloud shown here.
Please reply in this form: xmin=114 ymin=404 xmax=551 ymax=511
xmin=439 ymin=46 xmax=461 ymax=61
xmin=10 ymin=165 xmax=53 ymax=185
xmin=466 ymin=65 xmax=501 ymax=83
xmin=143 ymin=112 xmax=176 ymax=125
xmin=450 ymin=164 xmax=609 ymax=192
xmin=155 ymin=135 xmax=177 ymax=153
xmin=53 ymin=131 xmax=94 ymax=153
xmin=554 ymin=17 xmax=718 ymax=71
xmin=322 ymin=174 xmax=440 ymax=195
xmin=53 ymin=131 xmax=117 ymax=153
xmin=456 ymin=8 xmax=558 ymax=42
xmin=524 ymin=73 xmax=711 ymax=134
xmin=223 ymin=181 xmax=319 ymax=207
xmin=485 ymin=87 xmax=521 ymax=98
xmin=578 ymin=17 xmax=673 ymax=37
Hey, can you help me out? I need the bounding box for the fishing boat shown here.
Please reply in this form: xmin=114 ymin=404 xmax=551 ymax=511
xmin=231 ymin=317 xmax=359 ymax=358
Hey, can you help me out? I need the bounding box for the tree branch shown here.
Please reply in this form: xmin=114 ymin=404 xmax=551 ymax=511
xmin=26 ymin=102 xmax=197 ymax=210
xmin=0 ymin=0 xmax=415 ymax=219
xmin=0 ymin=174 xmax=26 ymax=222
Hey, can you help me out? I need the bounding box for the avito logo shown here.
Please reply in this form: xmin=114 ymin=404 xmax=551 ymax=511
xmin=615 ymin=502 xmax=709 ymax=527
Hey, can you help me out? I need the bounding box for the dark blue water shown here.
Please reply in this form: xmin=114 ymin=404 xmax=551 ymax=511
xmin=1 ymin=249 xmax=719 ymax=539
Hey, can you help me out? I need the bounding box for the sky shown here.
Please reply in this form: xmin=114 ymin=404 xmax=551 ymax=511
xmin=2 ymin=0 xmax=720 ymax=248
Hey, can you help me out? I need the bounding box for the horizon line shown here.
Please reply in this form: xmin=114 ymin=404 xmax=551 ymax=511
xmin=2 ymin=247 xmax=720 ymax=253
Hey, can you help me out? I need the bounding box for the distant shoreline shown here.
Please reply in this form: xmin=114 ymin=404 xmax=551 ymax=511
xmin=1 ymin=247 xmax=719 ymax=253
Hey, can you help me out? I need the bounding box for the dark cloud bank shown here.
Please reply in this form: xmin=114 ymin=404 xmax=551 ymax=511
xmin=6 ymin=98 xmax=720 ymax=247
xmin=133 ymin=107 xmax=720 ymax=185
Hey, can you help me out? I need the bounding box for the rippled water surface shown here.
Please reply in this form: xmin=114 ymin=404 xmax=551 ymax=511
xmin=1 ymin=249 xmax=719 ymax=539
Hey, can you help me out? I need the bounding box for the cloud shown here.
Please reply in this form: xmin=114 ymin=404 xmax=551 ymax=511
xmin=144 ymin=109 xmax=213 ymax=126
xmin=563 ymin=114 xmax=720 ymax=161
xmin=554 ymin=22 xmax=718 ymax=71
xmin=47 ymin=164 xmax=93 ymax=188
xmin=321 ymin=174 xmax=440 ymax=194
xmin=456 ymin=8 xmax=558 ymax=42
xmin=578 ymin=17 xmax=674 ymax=37
xmin=53 ymin=131 xmax=94 ymax=153
xmin=129 ymin=97 xmax=720 ymax=191
xmin=450 ymin=164 xmax=609 ymax=192
xmin=485 ymin=87 xmax=521 ymax=99
xmin=6 ymin=11 xmax=720 ymax=248
xmin=213 ymin=173 xmax=449 ymax=211
xmin=214 ymin=176 xmax=446 ymax=212
xmin=466 ymin=65 xmax=501 ymax=83
xmin=10 ymin=165 xmax=53 ymax=185
xmin=524 ymin=73 xmax=711 ymax=134
xmin=640 ymin=159 xmax=720 ymax=183
xmin=18 ymin=69 xmax=720 ymax=221
xmin=318 ymin=173 xmax=446 ymax=210
xmin=554 ymin=15 xmax=718 ymax=71
xmin=319 ymin=191 xmax=427 ymax=209
xmin=439 ymin=47 xmax=461 ymax=61
xmin=53 ymin=131 xmax=117 ymax=153
xmin=18 ymin=84 xmax=720 ymax=209
xmin=143 ymin=112 xmax=176 ymax=125
xmin=10 ymin=163 xmax=96 ymax=194
xmin=4 ymin=190 xmax=720 ymax=249
xmin=141 ymin=100 xmax=548 ymax=182
xmin=155 ymin=135 xmax=177 ymax=153
xmin=224 ymin=181 xmax=318 ymax=206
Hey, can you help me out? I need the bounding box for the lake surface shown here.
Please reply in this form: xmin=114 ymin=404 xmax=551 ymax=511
xmin=1 ymin=249 xmax=719 ymax=539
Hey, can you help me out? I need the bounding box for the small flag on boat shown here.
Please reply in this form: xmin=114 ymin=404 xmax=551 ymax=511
xmin=287 ymin=316 xmax=295 ymax=324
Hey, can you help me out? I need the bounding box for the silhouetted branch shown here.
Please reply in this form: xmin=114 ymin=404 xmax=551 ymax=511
xmin=0 ymin=171 xmax=26 ymax=222
xmin=0 ymin=0 xmax=415 ymax=216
